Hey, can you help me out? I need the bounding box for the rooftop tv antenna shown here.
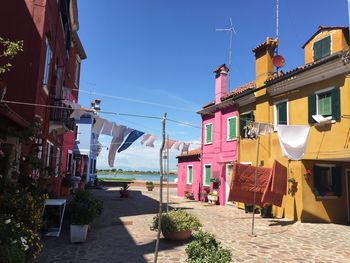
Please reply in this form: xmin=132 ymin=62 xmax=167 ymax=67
xmin=216 ymin=17 xmax=236 ymax=91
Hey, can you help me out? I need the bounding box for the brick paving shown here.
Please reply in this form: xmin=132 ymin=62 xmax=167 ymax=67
xmin=35 ymin=186 xmax=350 ymax=263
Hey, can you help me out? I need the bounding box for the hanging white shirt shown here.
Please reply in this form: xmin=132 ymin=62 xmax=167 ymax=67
xmin=92 ymin=117 xmax=106 ymax=135
xmin=145 ymin=135 xmax=157 ymax=147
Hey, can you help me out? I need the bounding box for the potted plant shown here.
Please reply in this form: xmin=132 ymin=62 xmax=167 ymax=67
xmin=184 ymin=191 xmax=194 ymax=200
xmin=146 ymin=181 xmax=154 ymax=191
xmin=210 ymin=178 xmax=220 ymax=189
xmin=70 ymin=190 xmax=103 ymax=243
xmin=151 ymin=209 xmax=202 ymax=241
xmin=208 ymin=190 xmax=218 ymax=204
xmin=61 ymin=173 xmax=72 ymax=196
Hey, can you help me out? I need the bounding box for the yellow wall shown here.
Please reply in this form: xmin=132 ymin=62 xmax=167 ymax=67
xmin=304 ymin=29 xmax=348 ymax=65
xmin=238 ymin=29 xmax=350 ymax=223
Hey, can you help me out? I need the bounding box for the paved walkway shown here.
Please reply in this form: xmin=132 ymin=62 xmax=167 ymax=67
xmin=35 ymin=186 xmax=350 ymax=263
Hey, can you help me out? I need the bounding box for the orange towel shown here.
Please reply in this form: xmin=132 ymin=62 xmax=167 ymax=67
xmin=228 ymin=163 xmax=271 ymax=206
xmin=261 ymin=161 xmax=287 ymax=207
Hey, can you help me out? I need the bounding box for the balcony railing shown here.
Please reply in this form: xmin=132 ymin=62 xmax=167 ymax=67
xmin=50 ymin=99 xmax=75 ymax=131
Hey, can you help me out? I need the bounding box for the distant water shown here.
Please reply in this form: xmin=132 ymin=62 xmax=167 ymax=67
xmin=97 ymin=173 xmax=177 ymax=182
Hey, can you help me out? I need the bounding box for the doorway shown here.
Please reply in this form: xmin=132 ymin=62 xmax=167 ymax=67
xmin=346 ymin=169 xmax=350 ymax=224
xmin=225 ymin=163 xmax=233 ymax=203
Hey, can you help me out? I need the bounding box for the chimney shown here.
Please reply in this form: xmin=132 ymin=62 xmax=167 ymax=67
xmin=213 ymin=64 xmax=229 ymax=104
xmin=252 ymin=37 xmax=278 ymax=87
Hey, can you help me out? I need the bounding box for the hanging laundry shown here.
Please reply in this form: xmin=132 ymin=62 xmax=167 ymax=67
xmin=117 ymin=130 xmax=145 ymax=153
xmin=277 ymin=125 xmax=310 ymax=160
xmin=145 ymin=135 xmax=157 ymax=147
xmin=92 ymin=117 xmax=106 ymax=135
xmin=181 ymin=143 xmax=190 ymax=153
xmin=165 ymin=139 xmax=176 ymax=149
xmin=108 ymin=126 xmax=131 ymax=167
xmin=70 ymin=103 xmax=85 ymax=120
xmin=257 ymin=122 xmax=274 ymax=135
xmin=261 ymin=161 xmax=287 ymax=207
xmin=140 ymin=134 xmax=152 ymax=144
xmin=228 ymin=163 xmax=271 ymax=206
xmin=173 ymin=141 xmax=183 ymax=150
xmin=101 ymin=121 xmax=113 ymax=136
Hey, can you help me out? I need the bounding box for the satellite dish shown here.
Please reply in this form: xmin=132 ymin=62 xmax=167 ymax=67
xmin=272 ymin=55 xmax=285 ymax=68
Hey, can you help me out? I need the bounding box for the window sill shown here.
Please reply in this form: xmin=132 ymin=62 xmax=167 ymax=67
xmin=204 ymin=142 xmax=212 ymax=145
xmin=186 ymin=183 xmax=192 ymax=185
xmin=227 ymin=138 xmax=237 ymax=142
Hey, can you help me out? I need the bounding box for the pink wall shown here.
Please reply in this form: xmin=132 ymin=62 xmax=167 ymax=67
xmin=177 ymin=156 xmax=201 ymax=200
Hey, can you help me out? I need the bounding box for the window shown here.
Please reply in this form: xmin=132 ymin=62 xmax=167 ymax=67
xmin=274 ymin=100 xmax=288 ymax=128
xmin=314 ymin=165 xmax=341 ymax=197
xmin=187 ymin=165 xmax=193 ymax=184
xmin=313 ymin=36 xmax=331 ymax=61
xmin=45 ymin=141 xmax=54 ymax=167
xmin=227 ymin=117 xmax=237 ymax=141
xmin=43 ymin=38 xmax=52 ymax=89
xmin=240 ymin=111 xmax=254 ymax=138
xmin=317 ymin=92 xmax=332 ymax=116
xmin=55 ymin=148 xmax=61 ymax=177
xmin=203 ymin=165 xmax=211 ymax=186
xmin=308 ymin=87 xmax=340 ymax=123
xmin=204 ymin=123 xmax=212 ymax=144
xmin=67 ymin=150 xmax=73 ymax=173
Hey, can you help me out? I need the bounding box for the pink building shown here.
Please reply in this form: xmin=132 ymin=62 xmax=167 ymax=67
xmin=177 ymin=64 xmax=255 ymax=205
xmin=176 ymin=149 xmax=201 ymax=200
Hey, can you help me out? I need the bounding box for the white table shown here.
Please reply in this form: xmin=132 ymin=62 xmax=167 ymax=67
xmin=42 ymin=199 xmax=67 ymax=237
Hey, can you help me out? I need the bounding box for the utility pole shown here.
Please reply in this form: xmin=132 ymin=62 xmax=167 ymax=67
xmin=154 ymin=113 xmax=167 ymax=263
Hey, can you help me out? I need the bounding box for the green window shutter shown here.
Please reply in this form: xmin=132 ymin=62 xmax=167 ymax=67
xmin=308 ymin=94 xmax=317 ymax=123
xmin=205 ymin=166 xmax=211 ymax=185
xmin=332 ymin=167 xmax=342 ymax=196
xmin=313 ymin=40 xmax=322 ymax=61
xmin=240 ymin=115 xmax=246 ymax=138
xmin=188 ymin=166 xmax=193 ymax=184
xmin=322 ymin=36 xmax=331 ymax=58
xmin=277 ymin=102 xmax=287 ymax=125
xmin=313 ymin=165 xmax=321 ymax=195
xmin=206 ymin=124 xmax=212 ymax=143
xmin=228 ymin=117 xmax=236 ymax=139
xmin=331 ymin=87 xmax=340 ymax=121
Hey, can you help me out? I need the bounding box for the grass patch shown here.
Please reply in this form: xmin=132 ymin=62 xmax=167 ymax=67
xmin=98 ymin=178 xmax=136 ymax=182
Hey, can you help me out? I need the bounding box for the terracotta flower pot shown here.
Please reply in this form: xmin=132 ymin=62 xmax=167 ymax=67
xmin=162 ymin=230 xmax=192 ymax=241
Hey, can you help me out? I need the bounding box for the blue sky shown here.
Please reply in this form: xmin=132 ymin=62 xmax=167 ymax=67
xmin=77 ymin=0 xmax=348 ymax=170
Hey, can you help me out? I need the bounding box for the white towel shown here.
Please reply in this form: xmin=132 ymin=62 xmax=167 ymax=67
xmin=140 ymin=134 xmax=152 ymax=144
xmin=70 ymin=102 xmax=84 ymax=120
xmin=165 ymin=139 xmax=176 ymax=149
xmin=92 ymin=117 xmax=105 ymax=135
xmin=181 ymin=143 xmax=190 ymax=153
xmin=108 ymin=126 xmax=132 ymax=167
xmin=277 ymin=125 xmax=310 ymax=161
xmin=173 ymin=141 xmax=183 ymax=150
xmin=101 ymin=121 xmax=113 ymax=136
xmin=145 ymin=135 xmax=157 ymax=147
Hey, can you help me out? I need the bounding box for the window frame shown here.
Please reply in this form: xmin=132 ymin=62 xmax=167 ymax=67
xmin=43 ymin=38 xmax=52 ymax=95
xmin=315 ymin=87 xmax=334 ymax=117
xmin=227 ymin=116 xmax=237 ymax=141
xmin=74 ymin=56 xmax=81 ymax=87
xmin=187 ymin=165 xmax=193 ymax=184
xmin=203 ymin=164 xmax=211 ymax=186
xmin=204 ymin=123 xmax=213 ymax=145
xmin=67 ymin=150 xmax=73 ymax=173
xmin=274 ymin=99 xmax=288 ymax=129
xmin=45 ymin=140 xmax=54 ymax=167
xmin=314 ymin=163 xmax=340 ymax=199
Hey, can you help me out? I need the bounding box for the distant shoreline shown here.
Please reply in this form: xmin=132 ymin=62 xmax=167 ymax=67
xmin=97 ymin=171 xmax=177 ymax=176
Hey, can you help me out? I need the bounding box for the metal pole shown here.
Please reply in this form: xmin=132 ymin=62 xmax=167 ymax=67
xmin=167 ymin=135 xmax=170 ymax=213
xmin=154 ymin=113 xmax=167 ymax=263
xmin=251 ymin=136 xmax=260 ymax=237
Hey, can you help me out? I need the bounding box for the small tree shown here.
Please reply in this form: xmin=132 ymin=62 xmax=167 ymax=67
xmin=0 ymin=37 xmax=23 ymax=74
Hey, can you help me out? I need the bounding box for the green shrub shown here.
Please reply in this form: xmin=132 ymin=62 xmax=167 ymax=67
xmin=70 ymin=190 xmax=103 ymax=225
xmin=146 ymin=181 xmax=154 ymax=186
xmin=186 ymin=231 xmax=232 ymax=263
xmin=151 ymin=209 xmax=202 ymax=233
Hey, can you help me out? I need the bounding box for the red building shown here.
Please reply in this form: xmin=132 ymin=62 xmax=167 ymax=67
xmin=0 ymin=0 xmax=86 ymax=197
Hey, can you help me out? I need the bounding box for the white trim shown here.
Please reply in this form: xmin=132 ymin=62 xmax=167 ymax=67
xmin=227 ymin=116 xmax=237 ymax=141
xmin=45 ymin=140 xmax=54 ymax=167
xmin=225 ymin=163 xmax=233 ymax=203
xmin=203 ymin=164 xmax=211 ymax=186
xmin=204 ymin=123 xmax=213 ymax=145
xmin=346 ymin=169 xmax=350 ymax=224
xmin=186 ymin=165 xmax=193 ymax=184
xmin=315 ymin=163 xmax=336 ymax=168
xmin=273 ymin=99 xmax=288 ymax=130
xmin=67 ymin=150 xmax=73 ymax=172
xmin=240 ymin=162 xmax=252 ymax=165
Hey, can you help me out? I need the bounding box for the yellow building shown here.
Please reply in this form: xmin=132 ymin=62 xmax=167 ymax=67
xmin=234 ymin=26 xmax=350 ymax=223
